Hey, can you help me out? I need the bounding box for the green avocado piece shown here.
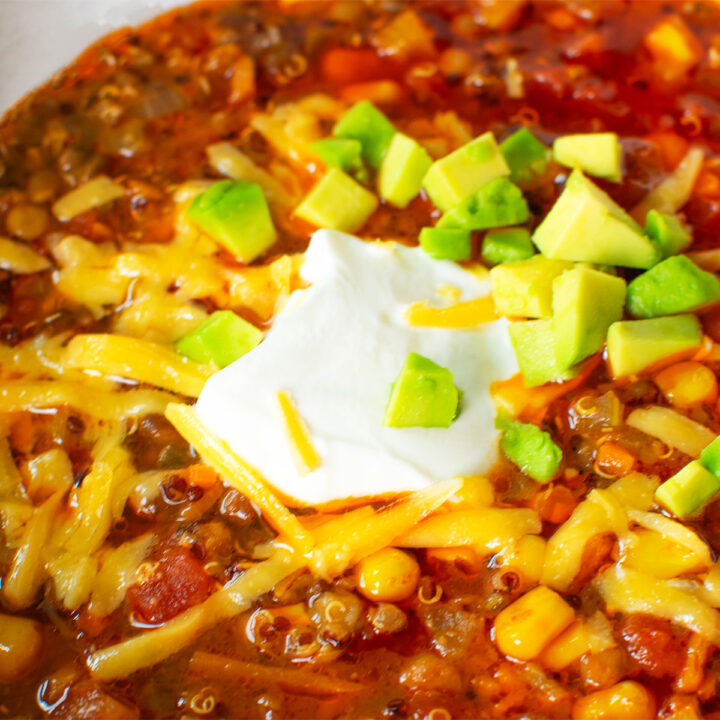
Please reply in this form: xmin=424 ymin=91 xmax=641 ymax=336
xmin=606 ymin=314 xmax=702 ymax=378
xmin=422 ymin=132 xmax=510 ymax=211
xmin=655 ymin=460 xmax=720 ymax=519
xmin=499 ymin=128 xmax=549 ymax=183
xmin=176 ymin=310 xmax=263 ymax=368
xmin=552 ymin=267 xmax=627 ymax=368
xmin=383 ymin=352 xmax=460 ymax=428
xmin=188 ymin=180 xmax=277 ymax=263
xmin=645 ymin=209 xmax=691 ymax=258
xmin=509 ymin=319 xmax=579 ymax=387
xmin=437 ymin=177 xmax=529 ymax=230
xmin=700 ymin=435 xmax=720 ymax=479
xmin=496 ymin=411 xmax=562 ymax=483
xmin=532 ymin=170 xmax=660 ymax=269
xmin=490 ymin=255 xmax=573 ymax=318
xmin=308 ymin=138 xmax=364 ymax=174
xmin=626 ymin=255 xmax=720 ymax=318
xmin=481 ymin=227 xmax=534 ymax=266
xmin=333 ymin=101 xmax=397 ymax=169
xmin=378 ymin=133 xmax=433 ymax=209
xmin=552 ymin=132 xmax=623 ymax=183
xmin=294 ymin=168 xmax=378 ymax=232
xmin=419 ymin=227 xmax=471 ymax=261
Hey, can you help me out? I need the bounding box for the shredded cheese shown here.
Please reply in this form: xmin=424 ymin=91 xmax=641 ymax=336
xmin=52 ymin=176 xmax=125 ymax=221
xmin=276 ymin=390 xmax=321 ymax=475
xmin=404 ymin=296 xmax=497 ymax=329
xmin=164 ymin=403 xmax=313 ymax=554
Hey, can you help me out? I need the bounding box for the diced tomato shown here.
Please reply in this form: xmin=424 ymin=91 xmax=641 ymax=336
xmin=321 ymin=47 xmax=392 ymax=85
xmin=128 ymin=547 xmax=213 ymax=624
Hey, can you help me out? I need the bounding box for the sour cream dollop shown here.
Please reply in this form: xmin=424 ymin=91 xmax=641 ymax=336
xmin=196 ymin=230 xmax=518 ymax=506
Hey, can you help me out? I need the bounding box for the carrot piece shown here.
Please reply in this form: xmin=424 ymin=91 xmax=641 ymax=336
xmin=340 ymin=80 xmax=406 ymax=106
xmin=321 ymin=48 xmax=390 ymax=85
xmin=595 ymin=442 xmax=636 ymax=478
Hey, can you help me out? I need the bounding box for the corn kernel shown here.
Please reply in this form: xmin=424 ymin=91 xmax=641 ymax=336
xmin=355 ymin=548 xmax=420 ymax=602
xmin=540 ymin=620 xmax=590 ymax=671
xmin=572 ymin=681 xmax=656 ymax=720
xmin=0 ymin=614 xmax=44 ymax=682
xmin=655 ymin=361 xmax=718 ymax=408
xmin=448 ymin=475 xmax=494 ymax=508
xmin=494 ymin=535 xmax=546 ymax=584
xmin=493 ymin=585 xmax=575 ymax=661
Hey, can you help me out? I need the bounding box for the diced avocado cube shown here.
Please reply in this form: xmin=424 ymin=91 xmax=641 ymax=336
xmin=188 ymin=180 xmax=276 ymax=263
xmin=378 ymin=133 xmax=433 ymax=209
xmin=700 ymin=435 xmax=720 ymax=478
xmin=496 ymin=411 xmax=562 ymax=483
xmin=437 ymin=177 xmax=529 ymax=231
xmin=308 ymin=138 xmax=364 ymax=174
xmin=533 ymin=170 xmax=660 ymax=269
xmin=645 ymin=209 xmax=691 ymax=258
xmin=626 ymin=255 xmax=720 ymax=318
xmin=490 ymin=255 xmax=573 ymax=318
xmin=419 ymin=227 xmax=471 ymax=261
xmin=509 ymin=319 xmax=579 ymax=387
xmin=481 ymin=227 xmax=534 ymax=266
xmin=552 ymin=132 xmax=623 ymax=183
xmin=606 ymin=314 xmax=702 ymax=378
xmin=176 ymin=310 xmax=263 ymax=368
xmin=552 ymin=267 xmax=627 ymax=368
xmin=499 ymin=128 xmax=549 ymax=183
xmin=655 ymin=460 xmax=720 ymax=519
xmin=295 ymin=168 xmax=378 ymax=233
xmin=333 ymin=101 xmax=396 ymax=169
xmin=422 ymin=132 xmax=510 ymax=211
xmin=383 ymin=352 xmax=460 ymax=428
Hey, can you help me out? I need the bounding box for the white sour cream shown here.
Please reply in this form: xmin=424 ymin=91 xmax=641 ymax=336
xmin=196 ymin=230 xmax=518 ymax=506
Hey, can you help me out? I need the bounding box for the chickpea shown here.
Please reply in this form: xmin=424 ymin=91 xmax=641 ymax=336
xmin=355 ymin=548 xmax=420 ymax=602
xmin=6 ymin=204 xmax=49 ymax=240
xmin=0 ymin=613 xmax=45 ymax=681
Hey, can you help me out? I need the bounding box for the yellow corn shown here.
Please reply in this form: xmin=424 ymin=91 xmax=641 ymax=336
xmin=355 ymin=548 xmax=420 ymax=602
xmin=446 ymin=475 xmax=494 ymax=509
xmin=493 ymin=585 xmax=575 ymax=661
xmin=655 ymin=361 xmax=718 ymax=408
xmin=0 ymin=614 xmax=44 ymax=682
xmin=572 ymin=681 xmax=655 ymax=720
xmin=494 ymin=535 xmax=546 ymax=584
xmin=540 ymin=620 xmax=591 ymax=672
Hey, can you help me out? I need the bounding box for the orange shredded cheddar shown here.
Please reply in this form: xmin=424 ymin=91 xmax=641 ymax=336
xmin=404 ymin=296 xmax=497 ymax=329
xmin=186 ymin=464 xmax=218 ymax=489
xmin=276 ymin=390 xmax=322 ymax=475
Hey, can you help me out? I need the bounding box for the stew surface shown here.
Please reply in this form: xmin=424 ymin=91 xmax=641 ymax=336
xmin=2 ymin=1 xmax=720 ymax=718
